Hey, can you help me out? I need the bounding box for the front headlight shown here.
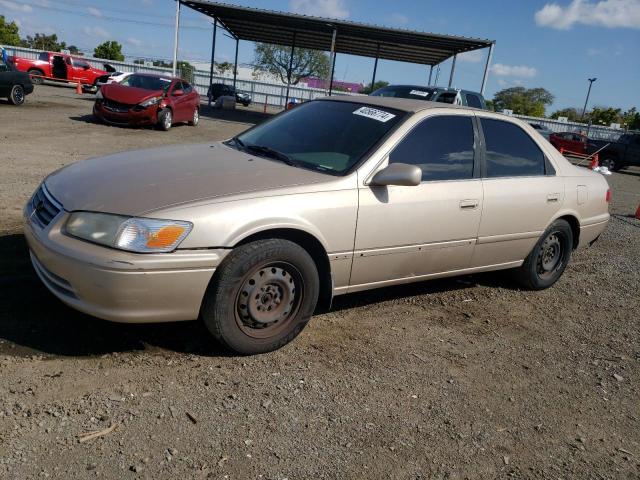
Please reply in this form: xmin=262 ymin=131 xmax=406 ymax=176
xmin=139 ymin=96 xmax=162 ymax=108
xmin=65 ymin=212 xmax=192 ymax=253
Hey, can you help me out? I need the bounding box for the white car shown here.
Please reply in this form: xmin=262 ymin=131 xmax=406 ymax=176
xmin=95 ymin=71 xmax=132 ymax=88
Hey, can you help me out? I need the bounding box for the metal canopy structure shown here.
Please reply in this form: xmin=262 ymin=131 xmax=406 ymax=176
xmin=175 ymin=0 xmax=496 ymax=105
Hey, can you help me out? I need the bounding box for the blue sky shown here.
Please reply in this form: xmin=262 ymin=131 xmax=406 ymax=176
xmin=2 ymin=0 xmax=639 ymax=112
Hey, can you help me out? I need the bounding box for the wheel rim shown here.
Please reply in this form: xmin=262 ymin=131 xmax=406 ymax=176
xmin=193 ymin=108 xmax=199 ymax=124
xmin=235 ymin=262 xmax=303 ymax=339
xmin=537 ymin=233 xmax=563 ymax=279
xmin=14 ymin=87 xmax=24 ymax=104
xmin=164 ymin=111 xmax=172 ymax=129
xmin=604 ymin=158 xmax=615 ymax=170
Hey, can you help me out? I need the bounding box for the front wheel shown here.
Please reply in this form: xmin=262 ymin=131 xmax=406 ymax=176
xmin=9 ymin=85 xmax=25 ymax=106
xmin=600 ymin=156 xmax=622 ymax=172
xmin=157 ymin=108 xmax=172 ymax=131
xmin=514 ymin=219 xmax=573 ymax=290
xmin=188 ymin=107 xmax=199 ymax=126
xmin=201 ymin=239 xmax=320 ymax=355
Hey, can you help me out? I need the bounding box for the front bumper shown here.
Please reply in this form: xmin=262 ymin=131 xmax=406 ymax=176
xmin=93 ymin=101 xmax=159 ymax=126
xmin=24 ymin=206 xmax=229 ymax=323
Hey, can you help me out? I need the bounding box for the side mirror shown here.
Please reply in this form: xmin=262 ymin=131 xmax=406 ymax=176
xmin=173 ymin=89 xmax=184 ymax=97
xmin=370 ymin=163 xmax=422 ymax=187
xmin=83 ymin=65 xmax=90 ymax=70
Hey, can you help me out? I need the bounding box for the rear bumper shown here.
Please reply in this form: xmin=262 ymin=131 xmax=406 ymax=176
xmin=93 ymin=101 xmax=159 ymax=126
xmin=24 ymin=83 xmax=35 ymax=95
xmin=24 ymin=208 xmax=229 ymax=323
xmin=578 ymin=216 xmax=609 ymax=248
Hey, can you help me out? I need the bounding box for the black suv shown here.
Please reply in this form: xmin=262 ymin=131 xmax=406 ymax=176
xmin=370 ymin=85 xmax=487 ymax=109
xmin=207 ymin=83 xmax=251 ymax=107
xmin=0 ymin=57 xmax=34 ymax=106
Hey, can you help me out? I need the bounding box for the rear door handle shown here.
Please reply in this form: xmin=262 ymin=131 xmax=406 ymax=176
xmin=547 ymin=193 xmax=560 ymax=203
xmin=459 ymin=199 xmax=479 ymax=210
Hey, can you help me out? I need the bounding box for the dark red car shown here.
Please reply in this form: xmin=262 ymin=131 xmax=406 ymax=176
xmin=549 ymin=131 xmax=592 ymax=155
xmin=93 ymin=73 xmax=200 ymax=130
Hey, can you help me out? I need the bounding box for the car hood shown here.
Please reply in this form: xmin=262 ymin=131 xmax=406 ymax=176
xmin=101 ymin=84 xmax=163 ymax=104
xmin=45 ymin=142 xmax=332 ymax=216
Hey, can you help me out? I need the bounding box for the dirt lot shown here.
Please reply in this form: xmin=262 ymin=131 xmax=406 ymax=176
xmin=1 ymin=85 xmax=639 ymax=479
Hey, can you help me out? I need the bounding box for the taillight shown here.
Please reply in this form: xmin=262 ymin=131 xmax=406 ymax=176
xmin=606 ymin=189 xmax=611 ymax=203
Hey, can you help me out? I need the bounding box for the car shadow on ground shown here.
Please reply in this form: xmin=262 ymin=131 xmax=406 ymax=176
xmin=0 ymin=233 xmax=516 ymax=359
xmin=198 ymin=104 xmax=273 ymax=126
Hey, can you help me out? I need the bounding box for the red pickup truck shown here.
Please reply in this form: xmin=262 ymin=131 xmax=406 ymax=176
xmin=10 ymin=51 xmax=108 ymax=87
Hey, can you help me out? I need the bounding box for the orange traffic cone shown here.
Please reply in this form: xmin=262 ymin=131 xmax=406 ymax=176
xmin=76 ymin=82 xmax=83 ymax=95
xmin=559 ymin=147 xmax=564 ymax=156
xmin=590 ymin=154 xmax=599 ymax=170
xmin=635 ymin=203 xmax=640 ymax=220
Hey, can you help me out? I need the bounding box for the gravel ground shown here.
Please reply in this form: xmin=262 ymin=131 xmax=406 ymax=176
xmin=1 ymin=86 xmax=639 ymax=479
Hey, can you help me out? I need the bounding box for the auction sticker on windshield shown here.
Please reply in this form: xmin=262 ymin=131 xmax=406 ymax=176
xmin=353 ymin=106 xmax=396 ymax=123
xmin=409 ymin=89 xmax=430 ymax=97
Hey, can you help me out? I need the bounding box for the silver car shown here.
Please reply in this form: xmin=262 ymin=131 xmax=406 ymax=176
xmin=24 ymin=97 xmax=610 ymax=354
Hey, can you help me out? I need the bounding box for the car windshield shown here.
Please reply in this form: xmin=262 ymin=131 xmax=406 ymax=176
xmin=233 ymin=101 xmax=405 ymax=175
xmin=120 ymin=74 xmax=173 ymax=92
xmin=370 ymin=86 xmax=437 ymax=101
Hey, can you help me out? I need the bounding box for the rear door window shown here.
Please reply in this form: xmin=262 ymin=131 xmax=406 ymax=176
xmin=38 ymin=52 xmax=49 ymax=62
xmin=389 ymin=115 xmax=475 ymax=182
xmin=480 ymin=118 xmax=546 ymax=177
xmin=466 ymin=94 xmax=483 ymax=109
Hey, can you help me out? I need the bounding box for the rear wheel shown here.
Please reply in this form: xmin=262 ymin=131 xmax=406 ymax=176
xmin=157 ymin=108 xmax=172 ymax=131
xmin=514 ymin=219 xmax=573 ymax=290
xmin=9 ymin=85 xmax=25 ymax=106
xmin=201 ymin=239 xmax=319 ymax=355
xmin=28 ymin=69 xmax=44 ymax=85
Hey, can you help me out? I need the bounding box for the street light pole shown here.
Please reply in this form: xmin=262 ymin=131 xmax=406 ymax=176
xmin=580 ymin=77 xmax=597 ymax=121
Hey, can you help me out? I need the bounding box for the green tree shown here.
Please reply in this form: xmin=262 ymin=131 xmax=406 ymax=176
xmin=588 ymin=106 xmax=622 ymax=126
xmin=485 ymin=99 xmax=495 ymax=111
xmin=21 ymin=33 xmax=66 ymax=52
xmin=216 ymin=61 xmax=234 ymax=75
xmin=0 ymin=15 xmax=21 ymax=46
xmin=360 ymin=80 xmax=389 ymax=94
xmin=621 ymin=107 xmax=640 ymax=130
xmin=177 ymin=60 xmax=194 ymax=82
xmin=68 ymin=45 xmax=81 ymax=55
xmin=492 ymin=87 xmax=554 ymax=117
xmin=550 ymin=107 xmax=581 ymax=122
xmin=93 ymin=41 xmax=124 ymax=61
xmin=253 ymin=43 xmax=330 ymax=85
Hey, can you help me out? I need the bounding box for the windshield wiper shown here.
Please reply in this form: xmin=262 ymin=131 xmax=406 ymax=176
xmin=245 ymin=144 xmax=296 ymax=166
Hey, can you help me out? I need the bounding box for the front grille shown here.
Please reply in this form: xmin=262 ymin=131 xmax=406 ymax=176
xmin=102 ymin=99 xmax=133 ymax=113
xmin=27 ymin=184 xmax=62 ymax=228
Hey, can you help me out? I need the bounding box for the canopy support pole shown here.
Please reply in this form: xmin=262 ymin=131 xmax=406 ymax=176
xmin=428 ymin=65 xmax=433 ymax=85
xmin=232 ymin=37 xmax=239 ymax=88
xmin=370 ymin=43 xmax=380 ymax=90
xmin=325 ymin=28 xmax=337 ymax=95
xmin=284 ymin=31 xmax=297 ymax=107
xmin=208 ymin=20 xmax=217 ymax=106
xmin=448 ymin=53 xmax=457 ymax=88
xmin=480 ymin=43 xmax=494 ymax=95
xmin=172 ymin=0 xmax=181 ymax=77
xmin=328 ymin=52 xmax=337 ymax=95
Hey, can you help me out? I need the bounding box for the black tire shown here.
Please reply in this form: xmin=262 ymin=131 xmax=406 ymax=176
xmin=9 ymin=85 xmax=25 ymax=106
xmin=514 ymin=219 xmax=573 ymax=290
xmin=242 ymin=102 xmax=250 ymax=107
xmin=28 ymin=69 xmax=44 ymax=85
xmin=157 ymin=108 xmax=172 ymax=131
xmin=188 ymin=107 xmax=199 ymax=126
xmin=201 ymin=239 xmax=320 ymax=355
xmin=600 ymin=156 xmax=622 ymax=172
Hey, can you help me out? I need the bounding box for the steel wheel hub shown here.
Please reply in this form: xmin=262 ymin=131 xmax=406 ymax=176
xmin=539 ymin=233 xmax=562 ymax=275
xmin=238 ymin=266 xmax=297 ymax=328
xmin=15 ymin=88 xmax=24 ymax=103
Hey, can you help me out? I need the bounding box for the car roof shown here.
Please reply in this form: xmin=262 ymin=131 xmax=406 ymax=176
xmin=320 ymin=95 xmax=479 ymax=113
xmin=376 ymin=84 xmax=483 ymax=95
xmin=129 ymin=72 xmax=181 ymax=81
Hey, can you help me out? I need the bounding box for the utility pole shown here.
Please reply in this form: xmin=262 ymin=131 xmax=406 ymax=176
xmin=580 ymin=78 xmax=597 ymax=121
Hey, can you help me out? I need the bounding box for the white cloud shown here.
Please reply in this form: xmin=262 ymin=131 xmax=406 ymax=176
xmin=535 ymin=0 xmax=640 ymax=30
xmin=458 ymin=50 xmax=484 ymax=63
xmin=289 ymin=0 xmax=349 ymax=19
xmin=88 ymin=7 xmax=103 ymax=18
xmin=0 ymin=0 xmax=33 ymax=13
xmin=491 ymin=63 xmax=538 ymax=78
xmin=390 ymin=13 xmax=409 ymax=25
xmin=127 ymin=37 xmax=143 ymax=47
xmin=82 ymin=26 xmax=110 ymax=39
